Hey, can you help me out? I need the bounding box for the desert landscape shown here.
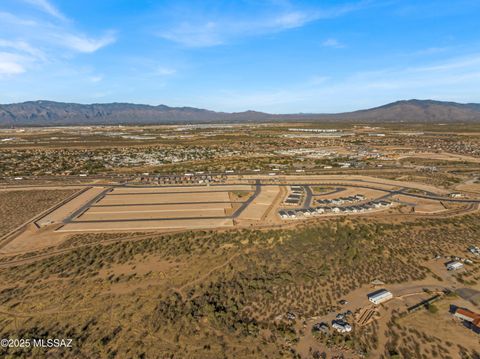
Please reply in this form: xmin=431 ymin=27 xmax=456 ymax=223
xmin=1 ymin=123 xmax=480 ymax=358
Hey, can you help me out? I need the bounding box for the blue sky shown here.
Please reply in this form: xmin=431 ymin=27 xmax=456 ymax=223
xmin=1 ymin=0 xmax=480 ymax=113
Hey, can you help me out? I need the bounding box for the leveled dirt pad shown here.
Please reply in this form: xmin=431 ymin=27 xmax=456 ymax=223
xmin=393 ymin=195 xmax=448 ymax=213
xmin=98 ymin=192 xmax=231 ymax=205
xmin=88 ymin=203 xmax=230 ymax=212
xmin=58 ymin=218 xmax=234 ymax=232
xmin=36 ymin=187 xmax=107 ymax=226
xmin=315 ymin=187 xmax=387 ymax=200
xmin=77 ymin=208 xmax=227 ymax=221
xmin=57 ymin=185 xmax=248 ymax=233
xmin=238 ymin=186 xmax=280 ymax=220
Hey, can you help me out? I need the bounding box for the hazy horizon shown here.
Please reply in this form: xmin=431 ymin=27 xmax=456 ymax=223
xmin=2 ymin=98 xmax=479 ymax=116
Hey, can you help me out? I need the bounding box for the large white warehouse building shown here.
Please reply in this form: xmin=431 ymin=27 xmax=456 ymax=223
xmin=367 ymin=289 xmax=393 ymax=305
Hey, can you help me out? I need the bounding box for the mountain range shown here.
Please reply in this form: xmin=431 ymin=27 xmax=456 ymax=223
xmin=1 ymin=99 xmax=480 ymax=127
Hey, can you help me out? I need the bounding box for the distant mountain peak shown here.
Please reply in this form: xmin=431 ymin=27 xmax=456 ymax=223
xmin=0 ymin=99 xmax=479 ymax=127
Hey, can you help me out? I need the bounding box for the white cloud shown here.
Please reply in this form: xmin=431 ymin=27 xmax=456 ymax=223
xmin=157 ymin=2 xmax=368 ymax=47
xmin=157 ymin=11 xmax=314 ymax=47
xmin=160 ymin=22 xmax=222 ymax=47
xmin=413 ymin=47 xmax=450 ymax=56
xmin=272 ymin=11 xmax=311 ymax=29
xmin=406 ymin=55 xmax=480 ymax=73
xmin=0 ymin=5 xmax=116 ymax=79
xmin=0 ymin=61 xmax=25 ymax=75
xmin=22 ymin=0 xmax=67 ymax=21
xmin=0 ymin=39 xmax=45 ymax=60
xmin=0 ymin=52 xmax=26 ymax=76
xmin=0 ymin=41 xmax=43 ymax=76
xmin=321 ymin=38 xmax=345 ymax=48
xmin=155 ymin=66 xmax=176 ymax=76
xmin=54 ymin=32 xmax=116 ymax=53
xmin=89 ymin=75 xmax=103 ymax=83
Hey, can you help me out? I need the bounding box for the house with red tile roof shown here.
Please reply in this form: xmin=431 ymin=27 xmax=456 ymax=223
xmin=453 ymin=307 xmax=480 ymax=334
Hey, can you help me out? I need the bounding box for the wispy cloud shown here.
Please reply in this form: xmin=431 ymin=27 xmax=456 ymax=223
xmin=154 ymin=66 xmax=176 ymax=76
xmin=22 ymin=0 xmax=67 ymax=21
xmin=202 ymin=52 xmax=480 ymax=112
xmin=321 ymin=38 xmax=345 ymax=48
xmin=413 ymin=47 xmax=450 ymax=56
xmin=157 ymin=11 xmax=311 ymax=47
xmin=0 ymin=11 xmax=37 ymax=26
xmin=0 ymin=39 xmax=45 ymax=60
xmin=53 ymin=32 xmax=116 ymax=53
xmin=0 ymin=1 xmax=116 ymax=78
xmin=157 ymin=2 xmax=369 ymax=47
xmin=270 ymin=11 xmax=313 ymax=29
xmin=0 ymin=9 xmax=116 ymax=54
xmin=160 ymin=22 xmax=222 ymax=48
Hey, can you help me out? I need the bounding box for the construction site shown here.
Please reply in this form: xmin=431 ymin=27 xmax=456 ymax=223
xmin=1 ymin=174 xmax=479 ymax=255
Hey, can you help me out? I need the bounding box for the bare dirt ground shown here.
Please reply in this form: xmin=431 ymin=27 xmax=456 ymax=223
xmin=0 ymin=223 xmax=69 ymax=254
xmin=58 ymin=218 xmax=234 ymax=232
xmin=393 ymin=194 xmax=448 ymax=213
xmin=237 ymin=185 xmax=280 ymax=221
xmin=455 ymin=182 xmax=480 ymax=194
xmin=78 ymin=208 xmax=227 ymax=221
xmin=397 ymin=298 xmax=480 ymax=358
xmin=98 ymin=192 xmax=232 ymax=205
xmin=315 ymin=187 xmax=386 ymax=201
xmin=89 ymin=203 xmax=230 ymax=212
xmin=36 ymin=187 xmax=107 ymax=226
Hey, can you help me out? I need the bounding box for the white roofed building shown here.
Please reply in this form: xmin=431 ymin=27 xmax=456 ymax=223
xmin=445 ymin=261 xmax=464 ymax=271
xmin=368 ymin=289 xmax=393 ymax=305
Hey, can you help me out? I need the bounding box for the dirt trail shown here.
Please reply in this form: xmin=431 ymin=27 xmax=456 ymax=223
xmin=0 ymin=305 xmax=92 ymax=318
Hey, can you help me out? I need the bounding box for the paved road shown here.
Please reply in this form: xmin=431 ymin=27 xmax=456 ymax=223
xmin=231 ymin=180 xmax=261 ymax=218
xmin=63 ymin=188 xmax=112 ymax=224
xmin=301 ymin=185 xmax=313 ymax=209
